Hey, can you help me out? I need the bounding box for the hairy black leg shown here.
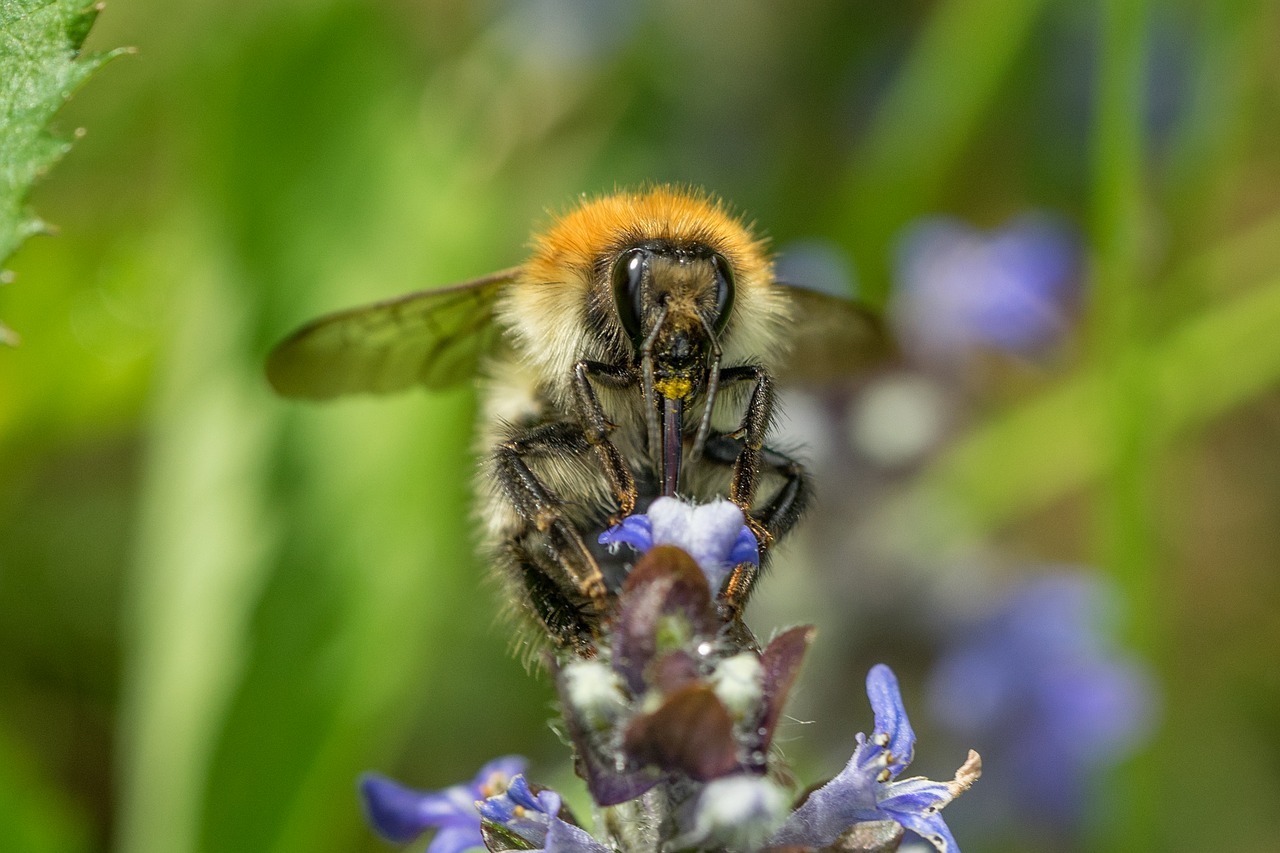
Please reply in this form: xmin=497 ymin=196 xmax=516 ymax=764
xmin=705 ymin=365 xmax=777 ymax=544
xmin=572 ymin=360 xmax=639 ymax=521
xmin=701 ymin=438 xmax=812 ymax=541
xmin=503 ymin=537 xmax=596 ymax=657
xmin=702 ymin=434 xmax=811 ymax=611
xmin=494 ymin=422 xmax=608 ymax=607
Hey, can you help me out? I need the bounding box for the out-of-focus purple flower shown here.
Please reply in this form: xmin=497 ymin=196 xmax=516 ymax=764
xmin=599 ymin=497 xmax=758 ymax=592
xmin=476 ymin=774 xmax=609 ymax=853
xmin=890 ymin=214 xmax=1080 ymax=365
xmin=770 ymin=665 xmax=980 ymax=853
xmin=927 ymin=571 xmax=1156 ymax=832
xmin=359 ymin=755 xmax=525 ymax=852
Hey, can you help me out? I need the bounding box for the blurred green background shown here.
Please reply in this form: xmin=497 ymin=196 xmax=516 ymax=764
xmin=2 ymin=1 xmax=1279 ymax=852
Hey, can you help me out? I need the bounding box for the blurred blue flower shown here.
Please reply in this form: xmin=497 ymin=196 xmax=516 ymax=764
xmin=477 ymin=774 xmax=609 ymax=853
xmin=599 ymin=497 xmax=758 ymax=592
xmin=890 ymin=214 xmax=1080 ymax=365
xmin=359 ymin=755 xmax=526 ymax=852
xmin=770 ymin=665 xmax=980 ymax=853
xmin=927 ymin=572 xmax=1156 ymax=832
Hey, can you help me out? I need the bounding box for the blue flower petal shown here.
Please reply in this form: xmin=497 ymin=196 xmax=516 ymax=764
xmin=477 ymin=774 xmax=570 ymax=849
xmin=646 ymin=496 xmax=695 ymax=546
xmin=359 ymin=757 xmax=527 ymax=846
xmin=426 ymin=825 xmax=487 ymax=853
xmin=876 ymin=777 xmax=952 ymax=814
xmin=768 ymin=666 xmax=975 ymax=852
xmin=866 ymin=664 xmax=915 ymax=777
xmin=598 ymin=514 xmax=652 ymax=552
xmin=889 ymin=805 xmax=962 ymax=853
xmin=602 ymin=498 xmax=757 ymax=591
xmin=728 ymin=524 xmax=760 ymax=568
xmin=475 ymin=796 xmax=512 ymax=825
xmin=477 ymin=774 xmax=606 ymax=853
xmin=543 ymin=815 xmax=612 ymax=853
xmin=475 ymin=755 xmax=529 ymax=789
xmin=685 ymin=500 xmax=746 ymax=569
xmin=926 ymin=571 xmax=1153 ymax=830
xmin=766 ymin=776 xmax=880 ymax=848
xmin=359 ymin=774 xmax=471 ymax=844
xmin=504 ymin=775 xmax=541 ymax=810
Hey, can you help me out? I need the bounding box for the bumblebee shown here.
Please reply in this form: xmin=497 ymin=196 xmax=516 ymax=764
xmin=267 ymin=187 xmax=880 ymax=654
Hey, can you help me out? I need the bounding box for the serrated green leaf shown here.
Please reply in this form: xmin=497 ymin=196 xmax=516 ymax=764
xmin=0 ymin=0 xmax=124 ymax=337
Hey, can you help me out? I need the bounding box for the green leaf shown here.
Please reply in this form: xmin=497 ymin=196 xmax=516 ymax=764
xmin=0 ymin=0 xmax=124 ymax=339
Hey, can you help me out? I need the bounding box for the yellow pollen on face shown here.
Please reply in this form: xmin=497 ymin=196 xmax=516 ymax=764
xmin=654 ymin=377 xmax=693 ymax=399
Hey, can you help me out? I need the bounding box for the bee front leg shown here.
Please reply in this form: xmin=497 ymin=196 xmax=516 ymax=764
xmin=701 ymin=436 xmax=811 ymax=613
xmin=572 ymin=360 xmax=639 ymax=523
xmin=710 ymin=365 xmax=777 ymax=542
xmin=494 ymin=422 xmax=608 ymax=608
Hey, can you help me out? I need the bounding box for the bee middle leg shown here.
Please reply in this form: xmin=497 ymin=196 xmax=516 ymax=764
xmin=494 ymin=421 xmax=609 ymax=607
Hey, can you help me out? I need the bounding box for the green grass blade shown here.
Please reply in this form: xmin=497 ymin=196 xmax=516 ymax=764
xmin=1089 ymin=1 xmax=1157 ymax=846
xmin=830 ymin=0 xmax=1050 ymax=304
xmin=114 ymin=222 xmax=278 ymax=853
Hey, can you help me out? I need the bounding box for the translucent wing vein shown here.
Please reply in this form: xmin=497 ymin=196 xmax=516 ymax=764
xmin=266 ymin=268 xmax=518 ymax=399
xmin=774 ymin=285 xmax=892 ymax=385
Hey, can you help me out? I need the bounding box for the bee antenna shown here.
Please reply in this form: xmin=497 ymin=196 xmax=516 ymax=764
xmin=640 ymin=303 xmax=668 ymax=471
xmin=692 ymin=311 xmax=722 ymax=460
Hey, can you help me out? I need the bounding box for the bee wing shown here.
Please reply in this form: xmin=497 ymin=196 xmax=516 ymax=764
xmin=266 ymin=268 xmax=519 ymax=399
xmin=774 ymin=284 xmax=893 ymax=385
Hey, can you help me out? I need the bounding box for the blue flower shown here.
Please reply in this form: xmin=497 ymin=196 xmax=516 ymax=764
xmin=477 ymin=775 xmax=610 ymax=853
xmin=927 ymin=571 xmax=1155 ymax=832
xmin=891 ymin=214 xmax=1080 ymax=364
xmin=769 ymin=665 xmax=980 ymax=853
xmin=359 ymin=755 xmax=525 ymax=852
xmin=599 ymin=497 xmax=758 ymax=591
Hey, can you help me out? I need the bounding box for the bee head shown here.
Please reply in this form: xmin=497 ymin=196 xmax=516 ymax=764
xmin=610 ymin=240 xmax=734 ymax=397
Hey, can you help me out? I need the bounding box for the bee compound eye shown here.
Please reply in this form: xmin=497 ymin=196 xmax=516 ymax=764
xmin=710 ymin=253 xmax=735 ymax=334
xmin=611 ymin=248 xmax=647 ymax=345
